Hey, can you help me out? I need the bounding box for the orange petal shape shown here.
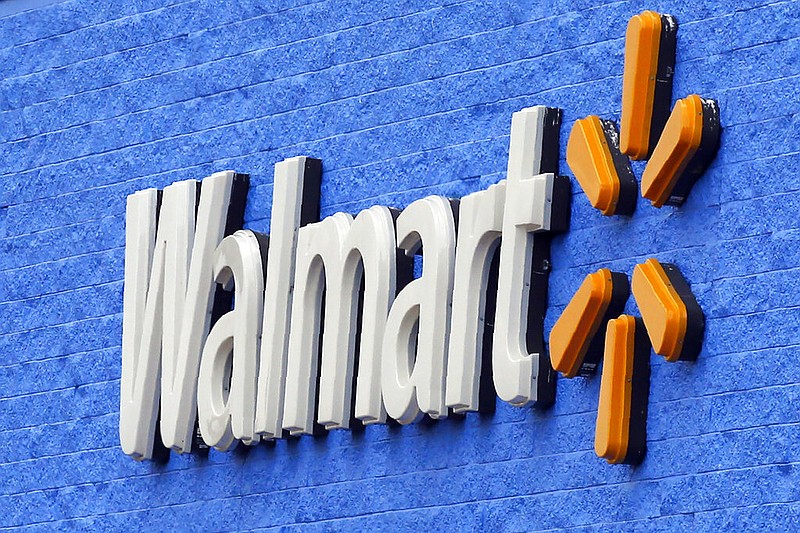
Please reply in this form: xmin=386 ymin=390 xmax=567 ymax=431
xmin=550 ymin=268 xmax=629 ymax=377
xmin=567 ymin=116 xmax=637 ymax=216
xmin=620 ymin=11 xmax=677 ymax=160
xmin=642 ymin=95 xmax=721 ymax=207
xmin=595 ymin=315 xmax=650 ymax=465
xmin=632 ymin=258 xmax=704 ymax=361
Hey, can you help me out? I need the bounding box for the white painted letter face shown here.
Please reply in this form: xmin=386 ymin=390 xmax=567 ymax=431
xmin=493 ymin=107 xmax=559 ymax=407
xmin=281 ymin=205 xmax=398 ymax=433
xmin=120 ymin=171 xmax=244 ymax=459
xmin=445 ymin=181 xmax=505 ymax=413
xmin=381 ymin=196 xmax=457 ymax=424
xmin=255 ymin=157 xmax=321 ymax=439
xmin=120 ymin=105 xmax=569 ymax=460
xmin=282 ymin=213 xmax=355 ymax=436
xmin=197 ymin=230 xmax=266 ymax=451
xmin=120 ymin=187 xmax=160 ymax=460
xmin=348 ymin=206 xmax=397 ymax=426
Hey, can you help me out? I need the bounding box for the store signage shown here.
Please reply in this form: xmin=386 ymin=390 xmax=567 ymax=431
xmin=120 ymin=106 xmax=569 ymax=460
xmin=120 ymin=10 xmax=716 ymax=464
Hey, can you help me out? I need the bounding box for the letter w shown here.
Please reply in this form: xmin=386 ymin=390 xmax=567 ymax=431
xmin=120 ymin=171 xmax=247 ymax=460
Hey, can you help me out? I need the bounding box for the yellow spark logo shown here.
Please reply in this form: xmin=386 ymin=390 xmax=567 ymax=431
xmin=549 ymin=11 xmax=721 ymax=465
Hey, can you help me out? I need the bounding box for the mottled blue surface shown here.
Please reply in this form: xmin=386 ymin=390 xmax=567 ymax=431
xmin=1 ymin=0 xmax=799 ymax=530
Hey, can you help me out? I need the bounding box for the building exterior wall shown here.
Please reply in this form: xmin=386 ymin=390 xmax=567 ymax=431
xmin=1 ymin=0 xmax=799 ymax=530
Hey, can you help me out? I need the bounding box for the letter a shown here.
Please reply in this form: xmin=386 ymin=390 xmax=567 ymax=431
xmin=382 ymin=196 xmax=456 ymax=424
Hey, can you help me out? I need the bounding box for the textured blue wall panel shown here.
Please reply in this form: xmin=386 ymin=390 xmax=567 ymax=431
xmin=2 ymin=0 xmax=800 ymax=530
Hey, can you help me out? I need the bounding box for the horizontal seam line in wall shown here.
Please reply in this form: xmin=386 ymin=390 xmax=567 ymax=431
xmin=7 ymin=412 xmax=800 ymax=468
xmin=0 ymin=33 xmax=625 ymax=181
xmin=708 ymin=230 xmax=790 ymax=245
xmin=237 ymin=459 xmax=800 ymax=529
xmin=707 ymin=341 xmax=800 ymax=358
xmin=0 ymin=71 xmax=618 ymax=223
xmin=630 ymin=340 xmax=800 ymax=363
xmin=0 ymin=0 xmax=546 ymax=126
xmin=0 ymin=305 xmax=123 ymax=339
xmin=717 ymin=70 xmax=800 ymax=93
xmin=0 ymin=418 xmax=119 ymax=443
xmin=3 ymin=415 xmax=793 ymax=482
xmin=566 ymin=244 xmax=705 ymax=268
xmin=0 ymin=311 xmax=121 ymax=339
xmin=681 ymin=31 xmax=800 ymax=66
xmin=728 ymin=148 xmax=800 ymax=165
xmin=650 ymin=381 xmax=800 ymax=410
xmin=0 ymin=278 xmax=122 ymax=305
xmin=0 ymin=212 xmax=122 ymax=239
xmin=2 ymin=386 xmax=796 ymax=460
xmin=1 ymin=23 xmax=792 ymax=210
xmin=569 ymin=71 xmax=800 ymax=121
xmin=732 ymin=0 xmax=796 ymax=14
xmin=716 ymin=187 xmax=800 ymax=207
xmin=608 ymin=0 xmax=796 ymax=30
xmin=321 ymin=176 xmax=489 ymax=211
xmin=0 ymin=0 xmax=196 ymax=50
xmin=5 ymin=0 xmax=769 ymax=106
xmin=647 ymin=419 xmax=800 ymax=445
xmin=0 ymin=412 xmax=114 ymax=437
xmin=532 ymin=500 xmax=800 ymax=532
xmin=0 ymin=344 xmax=121 ymax=371
xmin=55 ymin=459 xmax=800 ymax=530
xmin=609 ymin=340 xmax=800 ymax=366
xmin=1 ymin=412 xmax=794 ymax=497
xmin=0 ymin=377 xmax=118 ymax=402
xmin=721 ymin=111 xmax=799 ymax=129
xmin=649 ymin=380 xmax=800 ymax=410
xmin=248 ymin=502 xmax=800 ymax=532
xmin=5 ymin=69 xmax=791 ymax=221
xmin=15 ymin=99 xmax=781 ymax=214
xmin=0 ymin=414 xmax=509 ymax=461
xmin=0 ymin=244 xmax=124 ymax=274
xmin=0 ymin=431 xmax=601 ymax=497
xmin=4 ymin=417 xmax=797 ymax=475
xmin=710 ymin=303 xmax=800 ymax=320
xmin=0 ymin=0 xmax=330 ymax=76
xmin=553 ymin=262 xmax=800 ymax=286
xmin=551 ymin=380 xmax=800 ymax=418
xmin=0 ymin=443 xmax=119 ymax=468
xmin=0 ymin=0 xmax=603 ymax=119
xmin=708 ymin=302 xmax=800 ymax=320
xmin=0 ymin=443 xmax=593 ymax=497
xmin=3 ymin=440 xmax=798 ymax=522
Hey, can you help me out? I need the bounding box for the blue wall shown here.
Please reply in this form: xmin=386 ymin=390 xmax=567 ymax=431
xmin=1 ymin=0 xmax=799 ymax=530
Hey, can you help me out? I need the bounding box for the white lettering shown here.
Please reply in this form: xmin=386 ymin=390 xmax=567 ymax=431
xmin=381 ymin=196 xmax=457 ymax=424
xmin=282 ymin=205 xmax=398 ymax=433
xmin=197 ymin=230 xmax=266 ymax=450
xmin=282 ymin=213 xmax=353 ymax=436
xmin=445 ymin=182 xmax=505 ymax=413
xmin=120 ymin=171 xmax=244 ymax=459
xmin=493 ymin=106 xmax=559 ymax=407
xmin=255 ymin=157 xmax=321 ymax=439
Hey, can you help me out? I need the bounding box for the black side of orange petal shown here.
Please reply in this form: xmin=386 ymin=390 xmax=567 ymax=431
xmin=623 ymin=317 xmax=652 ymax=465
xmin=660 ymin=263 xmax=706 ymax=360
xmin=648 ymin=14 xmax=678 ymax=158
xmin=664 ymin=98 xmax=721 ymax=207
xmin=600 ymin=119 xmax=638 ymax=216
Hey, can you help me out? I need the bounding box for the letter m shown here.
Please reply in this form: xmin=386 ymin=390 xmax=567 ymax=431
xmin=120 ymin=171 xmax=248 ymax=460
